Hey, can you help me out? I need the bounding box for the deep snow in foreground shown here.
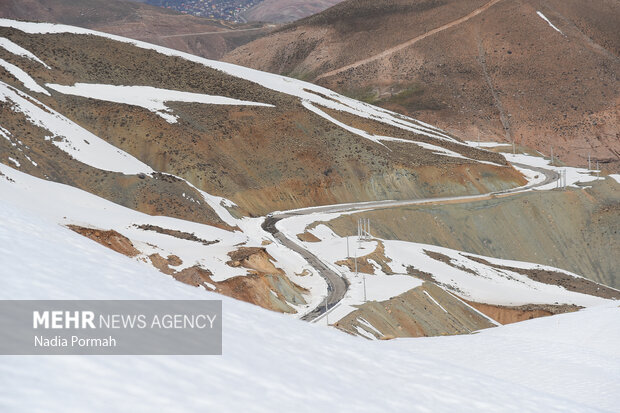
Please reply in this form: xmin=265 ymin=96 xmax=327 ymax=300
xmin=1 ymin=168 xmax=619 ymax=412
xmin=0 ymin=163 xmax=324 ymax=314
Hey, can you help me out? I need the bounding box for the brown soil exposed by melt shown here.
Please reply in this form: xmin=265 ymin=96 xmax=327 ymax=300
xmin=335 ymin=240 xmax=394 ymax=275
xmin=297 ymin=232 xmax=321 ymax=242
xmin=67 ymin=225 xmax=308 ymax=314
xmin=335 ymin=282 xmax=496 ymax=338
xmin=67 ymin=225 xmax=140 ymax=257
xmin=464 ymin=301 xmax=582 ymax=325
xmin=465 ymin=256 xmax=620 ymax=300
xmin=135 ymin=224 xmax=219 ymax=246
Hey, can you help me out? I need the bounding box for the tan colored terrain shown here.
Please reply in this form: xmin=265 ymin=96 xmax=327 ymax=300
xmin=67 ymin=224 xmax=308 ymax=313
xmin=335 ymin=282 xmax=496 ymax=338
xmin=0 ymin=0 xmax=272 ymax=59
xmin=465 ymin=301 xmax=581 ymax=325
xmin=242 ymin=0 xmax=344 ymax=23
xmin=0 ymin=26 xmax=525 ymax=221
xmin=68 ymin=225 xmax=141 ymax=257
xmin=226 ymin=0 xmax=620 ymax=171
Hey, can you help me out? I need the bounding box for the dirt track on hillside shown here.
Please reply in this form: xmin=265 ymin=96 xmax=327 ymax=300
xmin=316 ymin=0 xmax=504 ymax=80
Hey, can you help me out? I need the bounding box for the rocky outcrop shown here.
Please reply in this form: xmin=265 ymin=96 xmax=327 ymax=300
xmin=464 ymin=301 xmax=582 ymax=325
xmin=335 ymin=282 xmax=496 ymax=339
xmin=68 ymin=225 xmax=140 ymax=257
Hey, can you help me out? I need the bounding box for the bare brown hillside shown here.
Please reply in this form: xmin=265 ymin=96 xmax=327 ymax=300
xmin=0 ymin=24 xmax=524 ymax=223
xmin=0 ymin=0 xmax=272 ymax=59
xmin=225 ymin=0 xmax=620 ymax=171
xmin=242 ymin=0 xmax=344 ymax=23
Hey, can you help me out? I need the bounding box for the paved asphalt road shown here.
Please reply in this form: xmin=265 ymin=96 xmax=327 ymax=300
xmin=262 ymin=163 xmax=559 ymax=322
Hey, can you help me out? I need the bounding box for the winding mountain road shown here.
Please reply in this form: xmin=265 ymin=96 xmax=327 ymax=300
xmin=263 ymin=162 xmax=559 ymax=322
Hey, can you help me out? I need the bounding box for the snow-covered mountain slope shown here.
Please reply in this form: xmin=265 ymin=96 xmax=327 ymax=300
xmin=1 ymin=187 xmax=619 ymax=412
xmin=0 ymin=163 xmax=325 ymax=315
xmin=0 ymin=17 xmax=532 ymax=317
xmin=2 ymin=155 xmax=615 ymax=331
xmin=276 ymin=197 xmax=619 ymax=334
xmin=0 ymin=18 xmax=525 ymax=219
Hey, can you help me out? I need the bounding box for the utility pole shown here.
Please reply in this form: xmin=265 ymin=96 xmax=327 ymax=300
xmin=363 ymin=272 xmax=367 ymax=303
xmin=563 ymin=169 xmax=567 ymax=189
xmin=588 ymin=152 xmax=591 ymax=170
xmin=550 ymin=146 xmax=554 ymax=165
xmin=512 ymin=139 xmax=515 ymax=155
xmin=346 ymin=236 xmax=349 ymax=258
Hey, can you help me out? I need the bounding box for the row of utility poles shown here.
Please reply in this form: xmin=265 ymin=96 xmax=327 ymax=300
xmin=331 ymin=219 xmax=371 ymax=325
xmin=344 ymin=218 xmax=370 ymax=308
xmin=549 ymin=147 xmax=602 ymax=190
xmin=474 ymin=135 xmax=602 ymax=179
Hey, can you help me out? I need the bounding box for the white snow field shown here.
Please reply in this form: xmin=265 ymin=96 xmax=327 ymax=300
xmin=1 ymin=173 xmax=619 ymax=412
xmin=537 ymin=11 xmax=563 ymax=35
xmin=0 ymin=164 xmax=324 ymax=314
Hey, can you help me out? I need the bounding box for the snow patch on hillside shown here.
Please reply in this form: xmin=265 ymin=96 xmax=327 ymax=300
xmin=0 ymin=36 xmax=50 ymax=68
xmin=608 ymin=174 xmax=620 ymax=184
xmin=0 ymin=164 xmax=324 ymax=313
xmin=303 ymin=101 xmax=493 ymax=162
xmin=46 ymin=83 xmax=274 ymax=123
xmin=537 ymin=11 xmax=563 ymax=35
xmin=0 ymin=19 xmax=459 ymax=147
xmin=277 ymin=210 xmax=614 ymax=324
xmin=0 ymin=81 xmax=152 ymax=174
xmin=503 ymin=152 xmax=600 ymax=190
xmin=0 ymin=58 xmax=49 ymax=95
